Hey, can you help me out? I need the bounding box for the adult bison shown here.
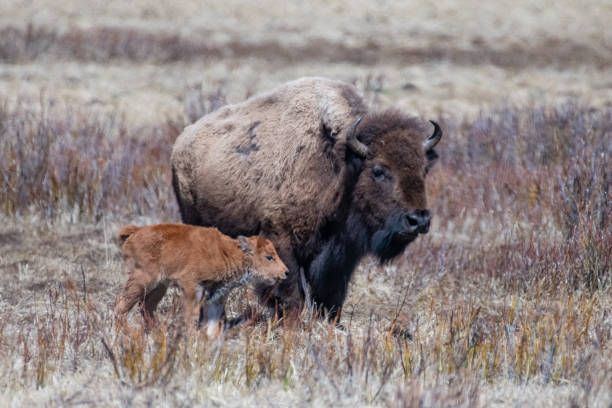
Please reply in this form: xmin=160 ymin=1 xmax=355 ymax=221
xmin=171 ymin=77 xmax=442 ymax=319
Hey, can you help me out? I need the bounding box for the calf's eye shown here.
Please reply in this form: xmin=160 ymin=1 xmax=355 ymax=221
xmin=265 ymin=255 xmax=274 ymax=261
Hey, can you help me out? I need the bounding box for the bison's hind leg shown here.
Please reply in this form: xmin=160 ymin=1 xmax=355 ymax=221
xmin=176 ymin=198 xmax=203 ymax=226
xmin=172 ymin=165 xmax=202 ymax=225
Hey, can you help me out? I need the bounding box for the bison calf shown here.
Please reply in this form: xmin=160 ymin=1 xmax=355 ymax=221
xmin=114 ymin=223 xmax=288 ymax=337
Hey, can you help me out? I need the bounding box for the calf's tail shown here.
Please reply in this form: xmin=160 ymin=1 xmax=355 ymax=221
xmin=118 ymin=225 xmax=140 ymax=246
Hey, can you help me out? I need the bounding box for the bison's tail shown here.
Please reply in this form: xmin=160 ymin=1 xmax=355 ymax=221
xmin=118 ymin=225 xmax=140 ymax=246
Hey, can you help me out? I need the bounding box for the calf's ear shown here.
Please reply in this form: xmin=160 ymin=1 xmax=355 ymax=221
xmin=238 ymin=236 xmax=254 ymax=255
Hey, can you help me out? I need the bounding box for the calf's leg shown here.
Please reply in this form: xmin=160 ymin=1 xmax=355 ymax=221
xmin=115 ymin=268 xmax=149 ymax=319
xmin=141 ymin=283 xmax=168 ymax=327
xmin=180 ymin=284 xmax=201 ymax=331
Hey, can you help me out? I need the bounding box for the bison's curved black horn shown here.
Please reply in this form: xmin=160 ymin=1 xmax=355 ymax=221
xmin=346 ymin=117 xmax=368 ymax=158
xmin=423 ymin=120 xmax=442 ymax=151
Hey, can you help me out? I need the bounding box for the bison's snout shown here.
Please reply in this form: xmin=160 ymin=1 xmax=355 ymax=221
xmin=405 ymin=210 xmax=431 ymax=234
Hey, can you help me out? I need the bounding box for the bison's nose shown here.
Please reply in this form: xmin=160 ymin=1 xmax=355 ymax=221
xmin=405 ymin=210 xmax=431 ymax=234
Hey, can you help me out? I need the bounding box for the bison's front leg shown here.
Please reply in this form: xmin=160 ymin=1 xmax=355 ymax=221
xmin=308 ymin=268 xmax=349 ymax=321
xmin=307 ymin=238 xmax=361 ymax=321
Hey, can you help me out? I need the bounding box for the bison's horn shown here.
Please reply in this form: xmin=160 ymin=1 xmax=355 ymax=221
xmin=423 ymin=120 xmax=442 ymax=151
xmin=346 ymin=117 xmax=368 ymax=157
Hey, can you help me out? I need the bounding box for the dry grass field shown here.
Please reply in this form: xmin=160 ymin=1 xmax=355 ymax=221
xmin=0 ymin=1 xmax=610 ymax=406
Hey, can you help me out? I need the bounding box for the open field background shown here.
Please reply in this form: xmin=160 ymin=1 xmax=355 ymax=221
xmin=0 ymin=1 xmax=610 ymax=406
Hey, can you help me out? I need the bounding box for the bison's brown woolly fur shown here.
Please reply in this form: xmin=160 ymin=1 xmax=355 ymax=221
xmin=171 ymin=77 xmax=442 ymax=319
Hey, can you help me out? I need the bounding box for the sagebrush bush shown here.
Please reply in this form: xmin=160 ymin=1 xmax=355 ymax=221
xmin=0 ymin=100 xmax=181 ymax=220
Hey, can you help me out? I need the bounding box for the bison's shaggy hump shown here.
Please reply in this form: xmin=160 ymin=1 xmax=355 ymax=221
xmin=337 ymin=82 xmax=368 ymax=116
xmin=171 ymin=77 xmax=441 ymax=318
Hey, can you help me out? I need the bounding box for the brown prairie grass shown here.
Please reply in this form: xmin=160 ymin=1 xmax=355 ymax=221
xmin=0 ymin=96 xmax=610 ymax=406
xmin=2 ymin=23 xmax=611 ymax=69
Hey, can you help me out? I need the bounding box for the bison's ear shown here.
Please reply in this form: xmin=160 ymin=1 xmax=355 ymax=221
xmin=424 ymin=148 xmax=439 ymax=175
xmin=424 ymin=120 xmax=442 ymax=175
xmin=238 ymin=236 xmax=254 ymax=255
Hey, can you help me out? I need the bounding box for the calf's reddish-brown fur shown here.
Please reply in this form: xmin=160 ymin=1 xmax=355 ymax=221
xmin=114 ymin=223 xmax=288 ymax=336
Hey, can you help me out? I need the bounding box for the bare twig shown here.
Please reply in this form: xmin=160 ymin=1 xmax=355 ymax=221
xmin=80 ymin=265 xmax=87 ymax=303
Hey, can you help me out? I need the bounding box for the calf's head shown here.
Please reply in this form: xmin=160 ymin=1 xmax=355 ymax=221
xmin=238 ymin=236 xmax=289 ymax=284
xmin=346 ymin=113 xmax=442 ymax=262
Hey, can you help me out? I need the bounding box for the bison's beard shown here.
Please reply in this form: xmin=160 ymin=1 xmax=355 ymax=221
xmin=371 ymin=212 xmax=418 ymax=263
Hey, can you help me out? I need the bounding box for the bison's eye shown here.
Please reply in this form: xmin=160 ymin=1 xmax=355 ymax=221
xmin=372 ymin=166 xmax=386 ymax=180
xmin=265 ymin=255 xmax=274 ymax=261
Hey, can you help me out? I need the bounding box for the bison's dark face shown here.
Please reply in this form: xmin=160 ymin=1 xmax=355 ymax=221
xmin=348 ymin=114 xmax=442 ymax=262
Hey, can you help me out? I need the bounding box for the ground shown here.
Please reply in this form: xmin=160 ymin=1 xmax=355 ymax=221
xmin=0 ymin=1 xmax=610 ymax=406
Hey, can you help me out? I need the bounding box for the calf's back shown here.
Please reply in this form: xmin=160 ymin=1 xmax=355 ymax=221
xmin=120 ymin=224 xmax=244 ymax=283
